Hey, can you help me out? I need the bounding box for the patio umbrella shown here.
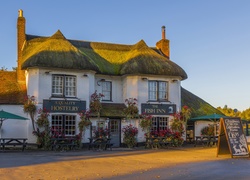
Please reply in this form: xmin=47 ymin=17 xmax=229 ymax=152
xmin=0 ymin=110 xmax=28 ymax=138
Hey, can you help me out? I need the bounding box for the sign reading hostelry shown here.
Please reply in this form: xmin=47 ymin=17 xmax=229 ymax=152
xmin=43 ymin=100 xmax=86 ymax=113
xmin=141 ymin=104 xmax=176 ymax=115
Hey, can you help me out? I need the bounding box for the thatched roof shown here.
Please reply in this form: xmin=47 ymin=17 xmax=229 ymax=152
xmin=22 ymin=31 xmax=187 ymax=79
xmin=120 ymin=40 xmax=187 ymax=77
xmin=22 ymin=30 xmax=100 ymax=71
xmin=181 ymin=87 xmax=223 ymax=118
xmin=0 ymin=71 xmax=26 ymax=104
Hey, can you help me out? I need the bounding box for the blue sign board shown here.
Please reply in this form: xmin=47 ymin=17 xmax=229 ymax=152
xmin=43 ymin=100 xmax=86 ymax=113
xmin=141 ymin=103 xmax=176 ymax=115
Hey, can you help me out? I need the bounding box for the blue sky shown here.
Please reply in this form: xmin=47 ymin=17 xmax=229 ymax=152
xmin=1 ymin=0 xmax=250 ymax=111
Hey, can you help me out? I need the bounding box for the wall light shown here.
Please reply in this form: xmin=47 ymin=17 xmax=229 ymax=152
xmin=45 ymin=71 xmax=51 ymax=75
xmin=141 ymin=77 xmax=148 ymax=81
xmin=97 ymin=79 xmax=105 ymax=86
xmin=83 ymin=74 xmax=88 ymax=77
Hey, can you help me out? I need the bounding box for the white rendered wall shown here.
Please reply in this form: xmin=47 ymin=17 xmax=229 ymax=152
xmin=0 ymin=105 xmax=29 ymax=139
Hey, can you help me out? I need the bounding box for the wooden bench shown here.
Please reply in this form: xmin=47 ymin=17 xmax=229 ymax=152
xmin=0 ymin=138 xmax=27 ymax=151
xmin=51 ymin=137 xmax=79 ymax=151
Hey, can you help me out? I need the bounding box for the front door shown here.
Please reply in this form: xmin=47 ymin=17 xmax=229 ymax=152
xmin=109 ymin=119 xmax=120 ymax=147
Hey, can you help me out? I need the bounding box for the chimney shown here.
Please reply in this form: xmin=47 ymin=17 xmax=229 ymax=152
xmin=162 ymin=26 xmax=166 ymax=39
xmin=156 ymin=26 xmax=170 ymax=59
xmin=17 ymin=9 xmax=26 ymax=83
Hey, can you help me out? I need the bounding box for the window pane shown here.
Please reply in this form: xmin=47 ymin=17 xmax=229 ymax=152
xmin=151 ymin=117 xmax=158 ymax=131
xmin=159 ymin=82 xmax=167 ymax=100
xmin=159 ymin=117 xmax=168 ymax=130
xmin=64 ymin=115 xmax=76 ymax=136
xmin=148 ymin=81 xmax=157 ymax=100
xmin=52 ymin=76 xmax=63 ymax=96
xmin=65 ymin=76 xmax=76 ymax=97
xmin=102 ymin=81 xmax=111 ymax=101
xmin=51 ymin=115 xmax=63 ymax=137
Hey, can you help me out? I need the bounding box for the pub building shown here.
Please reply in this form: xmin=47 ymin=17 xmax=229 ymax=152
xmin=0 ymin=10 xmax=188 ymax=147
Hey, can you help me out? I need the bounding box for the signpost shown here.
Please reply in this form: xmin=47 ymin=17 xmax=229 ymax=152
xmin=217 ymin=117 xmax=249 ymax=158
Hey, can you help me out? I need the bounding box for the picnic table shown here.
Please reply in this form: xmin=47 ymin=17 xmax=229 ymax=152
xmin=51 ymin=137 xmax=79 ymax=151
xmin=194 ymin=135 xmax=218 ymax=147
xmin=88 ymin=138 xmax=113 ymax=151
xmin=0 ymin=138 xmax=27 ymax=151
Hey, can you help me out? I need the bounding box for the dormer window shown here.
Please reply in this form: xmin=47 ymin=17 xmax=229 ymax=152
xmin=148 ymin=81 xmax=168 ymax=101
xmin=52 ymin=75 xmax=76 ymax=97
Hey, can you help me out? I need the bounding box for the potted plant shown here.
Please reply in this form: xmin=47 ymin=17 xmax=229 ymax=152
xmin=122 ymin=124 xmax=138 ymax=148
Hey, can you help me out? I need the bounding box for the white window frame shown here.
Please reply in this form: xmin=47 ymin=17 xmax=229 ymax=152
xmin=101 ymin=81 xmax=112 ymax=101
xmin=52 ymin=75 xmax=76 ymax=97
xmin=51 ymin=115 xmax=76 ymax=136
xmin=148 ymin=81 xmax=168 ymax=101
xmin=151 ymin=117 xmax=168 ymax=132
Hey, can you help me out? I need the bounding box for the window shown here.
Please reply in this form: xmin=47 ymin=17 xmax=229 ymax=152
xmin=102 ymin=81 xmax=112 ymax=101
xmin=52 ymin=75 xmax=76 ymax=97
xmin=148 ymin=81 xmax=168 ymax=101
xmin=51 ymin=115 xmax=76 ymax=136
xmin=151 ymin=117 xmax=168 ymax=132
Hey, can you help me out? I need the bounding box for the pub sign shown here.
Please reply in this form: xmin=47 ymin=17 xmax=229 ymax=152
xmin=43 ymin=100 xmax=86 ymax=113
xmin=141 ymin=104 xmax=176 ymax=115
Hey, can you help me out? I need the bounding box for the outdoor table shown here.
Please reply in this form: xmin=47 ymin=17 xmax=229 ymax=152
xmin=0 ymin=138 xmax=27 ymax=151
xmin=88 ymin=138 xmax=112 ymax=151
xmin=51 ymin=137 xmax=79 ymax=151
xmin=194 ymin=136 xmax=218 ymax=147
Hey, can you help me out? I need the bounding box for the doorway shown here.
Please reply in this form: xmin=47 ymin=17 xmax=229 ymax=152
xmin=109 ymin=119 xmax=121 ymax=147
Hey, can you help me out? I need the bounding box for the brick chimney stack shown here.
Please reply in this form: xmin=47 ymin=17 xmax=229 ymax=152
xmin=156 ymin=26 xmax=170 ymax=59
xmin=17 ymin=9 xmax=26 ymax=83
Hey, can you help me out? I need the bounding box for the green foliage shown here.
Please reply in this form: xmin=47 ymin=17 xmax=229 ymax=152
xmin=94 ymin=127 xmax=110 ymax=138
xmin=201 ymin=125 xmax=214 ymax=136
xmin=23 ymin=95 xmax=37 ymax=131
xmin=78 ymin=110 xmax=91 ymax=133
xmin=217 ymin=105 xmax=250 ymax=121
xmin=34 ymin=108 xmax=50 ymax=150
xmin=123 ymin=98 xmax=139 ymax=119
xmin=90 ymin=91 xmax=104 ymax=117
xmin=122 ymin=124 xmax=138 ymax=148
xmin=139 ymin=113 xmax=152 ymax=132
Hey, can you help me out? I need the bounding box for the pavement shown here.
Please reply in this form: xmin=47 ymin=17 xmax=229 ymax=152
xmin=0 ymin=145 xmax=250 ymax=180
